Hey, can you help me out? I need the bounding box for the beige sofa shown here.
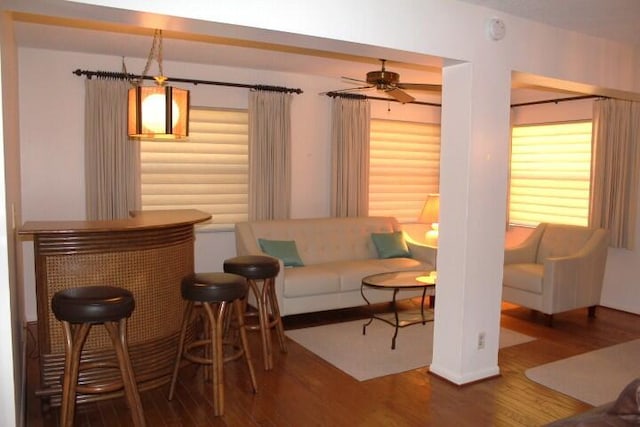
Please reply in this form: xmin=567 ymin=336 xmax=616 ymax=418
xmin=234 ymin=216 xmax=437 ymax=316
xmin=503 ymin=223 xmax=609 ymax=325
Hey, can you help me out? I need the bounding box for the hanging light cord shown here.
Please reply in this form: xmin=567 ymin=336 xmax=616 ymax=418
xmin=122 ymin=29 xmax=166 ymax=87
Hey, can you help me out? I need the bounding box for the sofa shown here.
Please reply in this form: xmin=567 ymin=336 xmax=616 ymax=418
xmin=546 ymin=377 xmax=640 ymax=426
xmin=503 ymin=223 xmax=609 ymax=325
xmin=234 ymin=216 xmax=437 ymax=316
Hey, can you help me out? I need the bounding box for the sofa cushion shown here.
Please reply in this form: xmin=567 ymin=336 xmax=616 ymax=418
xmin=282 ymin=258 xmax=430 ymax=297
xmin=333 ymin=260 xmax=397 ymax=292
xmin=503 ymin=263 xmax=544 ymax=294
xmin=282 ymin=265 xmax=341 ymax=298
xmin=258 ymin=238 xmax=304 ymax=267
xmin=339 ymin=258 xmax=428 ymax=291
xmin=371 ymin=231 xmax=411 ymax=259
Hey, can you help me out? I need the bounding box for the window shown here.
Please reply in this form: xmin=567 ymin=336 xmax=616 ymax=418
xmin=509 ymin=121 xmax=592 ymax=227
xmin=140 ymin=107 xmax=249 ymax=230
xmin=369 ymin=119 xmax=440 ymax=223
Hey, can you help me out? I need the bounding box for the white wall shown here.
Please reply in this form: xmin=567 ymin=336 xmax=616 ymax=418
xmin=19 ymin=47 xmax=440 ymax=321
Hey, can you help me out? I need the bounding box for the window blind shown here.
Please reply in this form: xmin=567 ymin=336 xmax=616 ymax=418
xmin=369 ymin=119 xmax=440 ymax=223
xmin=140 ymin=107 xmax=249 ymax=230
xmin=509 ymin=121 xmax=592 ymax=227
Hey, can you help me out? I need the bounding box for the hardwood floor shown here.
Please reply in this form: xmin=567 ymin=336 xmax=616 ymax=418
xmin=25 ymin=302 xmax=640 ymax=426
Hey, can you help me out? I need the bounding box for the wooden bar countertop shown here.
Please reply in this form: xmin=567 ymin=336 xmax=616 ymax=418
xmin=19 ymin=209 xmax=211 ymax=235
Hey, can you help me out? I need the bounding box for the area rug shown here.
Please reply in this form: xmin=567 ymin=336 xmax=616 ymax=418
xmin=286 ymin=319 xmax=535 ymax=381
xmin=525 ymin=338 xmax=640 ymax=406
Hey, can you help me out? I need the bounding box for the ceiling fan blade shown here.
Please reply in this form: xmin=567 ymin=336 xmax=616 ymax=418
xmin=396 ymin=82 xmax=442 ymax=92
xmin=384 ymin=87 xmax=415 ymax=104
xmin=321 ymin=86 xmax=374 ymax=95
xmin=342 ymin=76 xmax=369 ymax=85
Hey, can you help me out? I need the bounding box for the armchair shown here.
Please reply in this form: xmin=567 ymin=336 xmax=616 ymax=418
xmin=502 ymin=223 xmax=609 ymax=326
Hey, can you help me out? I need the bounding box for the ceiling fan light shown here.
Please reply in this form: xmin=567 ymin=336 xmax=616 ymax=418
xmin=366 ymin=70 xmax=400 ymax=86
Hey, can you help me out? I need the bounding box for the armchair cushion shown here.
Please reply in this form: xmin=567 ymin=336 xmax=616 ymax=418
xmin=503 ymin=263 xmax=544 ymax=293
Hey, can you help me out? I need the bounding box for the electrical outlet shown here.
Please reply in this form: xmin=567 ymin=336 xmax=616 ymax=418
xmin=477 ymin=332 xmax=486 ymax=349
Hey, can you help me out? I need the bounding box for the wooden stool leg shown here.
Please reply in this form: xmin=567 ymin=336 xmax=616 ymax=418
xmin=60 ymin=322 xmax=91 ymax=427
xmin=105 ymin=320 xmax=146 ymax=427
xmin=249 ymin=278 xmax=273 ymax=370
xmin=203 ymin=302 xmax=226 ymax=416
xmin=266 ymin=277 xmax=287 ymax=353
xmin=234 ymin=299 xmax=258 ymax=392
xmin=168 ymin=301 xmax=193 ymax=400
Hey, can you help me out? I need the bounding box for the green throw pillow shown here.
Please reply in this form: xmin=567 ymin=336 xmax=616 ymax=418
xmin=258 ymin=238 xmax=304 ymax=267
xmin=371 ymin=231 xmax=411 ymax=259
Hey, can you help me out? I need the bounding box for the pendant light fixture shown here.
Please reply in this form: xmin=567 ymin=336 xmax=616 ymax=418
xmin=128 ymin=29 xmax=190 ymax=140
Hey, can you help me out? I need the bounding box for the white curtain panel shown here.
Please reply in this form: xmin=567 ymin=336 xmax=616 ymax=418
xmin=330 ymin=96 xmax=371 ymax=217
xmin=248 ymin=90 xmax=293 ymax=220
xmin=84 ymin=78 xmax=140 ymax=220
xmin=590 ymin=98 xmax=640 ymax=249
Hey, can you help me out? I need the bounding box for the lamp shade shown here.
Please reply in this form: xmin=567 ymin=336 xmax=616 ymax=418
xmin=128 ymin=85 xmax=190 ymax=139
xmin=418 ymin=194 xmax=440 ymax=224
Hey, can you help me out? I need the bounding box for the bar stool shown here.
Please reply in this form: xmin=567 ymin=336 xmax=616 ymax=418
xmin=168 ymin=272 xmax=257 ymax=416
xmin=223 ymin=255 xmax=287 ymax=370
xmin=51 ymin=285 xmax=146 ymax=427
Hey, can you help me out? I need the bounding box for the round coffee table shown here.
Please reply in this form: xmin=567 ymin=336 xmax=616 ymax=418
xmin=361 ymin=270 xmax=436 ymax=349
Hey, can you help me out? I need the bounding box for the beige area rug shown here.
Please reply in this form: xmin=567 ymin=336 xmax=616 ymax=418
xmin=285 ymin=317 xmax=535 ymax=381
xmin=525 ymin=339 xmax=640 ymax=406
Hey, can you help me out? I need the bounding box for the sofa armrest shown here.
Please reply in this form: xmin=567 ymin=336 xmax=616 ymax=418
xmin=403 ymin=232 xmax=437 ymax=267
xmin=542 ymin=230 xmax=608 ymax=312
xmin=504 ymin=223 xmax=547 ymax=265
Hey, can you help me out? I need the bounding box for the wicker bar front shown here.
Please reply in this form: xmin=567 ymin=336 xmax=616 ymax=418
xmin=20 ymin=210 xmax=210 ymax=408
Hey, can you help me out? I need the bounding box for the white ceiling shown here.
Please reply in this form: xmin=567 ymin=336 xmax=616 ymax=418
xmin=11 ymin=0 xmax=640 ymax=104
xmin=458 ymin=0 xmax=640 ymax=46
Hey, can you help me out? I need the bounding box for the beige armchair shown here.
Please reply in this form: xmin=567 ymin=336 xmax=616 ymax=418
xmin=502 ymin=223 xmax=609 ymax=326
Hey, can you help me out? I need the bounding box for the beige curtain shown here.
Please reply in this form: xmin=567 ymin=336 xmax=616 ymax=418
xmin=248 ymin=90 xmax=292 ymax=220
xmin=330 ymin=96 xmax=370 ymax=217
xmin=590 ymin=98 xmax=640 ymax=249
xmin=84 ymin=78 xmax=140 ymax=220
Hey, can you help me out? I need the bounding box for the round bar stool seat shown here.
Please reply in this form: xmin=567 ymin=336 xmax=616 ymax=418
xmin=180 ymin=272 xmax=248 ymax=302
xmin=51 ymin=286 xmax=146 ymax=427
xmin=223 ymin=255 xmax=287 ymax=370
xmin=168 ymin=272 xmax=258 ymax=416
xmin=52 ymin=286 xmax=136 ymax=323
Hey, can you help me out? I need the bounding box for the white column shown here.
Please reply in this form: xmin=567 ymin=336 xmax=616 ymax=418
xmin=429 ymin=60 xmax=511 ymax=384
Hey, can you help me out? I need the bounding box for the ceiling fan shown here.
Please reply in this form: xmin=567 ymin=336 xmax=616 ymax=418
xmin=341 ymin=59 xmax=441 ymax=103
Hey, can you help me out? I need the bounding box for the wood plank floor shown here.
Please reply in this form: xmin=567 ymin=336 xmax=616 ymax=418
xmin=25 ymin=301 xmax=640 ymax=426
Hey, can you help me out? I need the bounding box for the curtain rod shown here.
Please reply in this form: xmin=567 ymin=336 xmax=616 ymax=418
xmin=324 ymin=91 xmax=441 ymax=107
xmin=72 ymin=69 xmax=303 ymax=94
xmin=327 ymin=91 xmax=606 ymax=109
xmin=510 ymin=94 xmax=603 ymax=108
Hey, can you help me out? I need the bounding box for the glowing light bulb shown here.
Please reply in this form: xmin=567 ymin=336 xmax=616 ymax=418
xmin=141 ymin=93 xmax=180 ymax=133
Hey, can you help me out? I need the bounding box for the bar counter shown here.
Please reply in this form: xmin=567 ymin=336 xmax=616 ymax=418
xmin=19 ymin=209 xmax=211 ymax=409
